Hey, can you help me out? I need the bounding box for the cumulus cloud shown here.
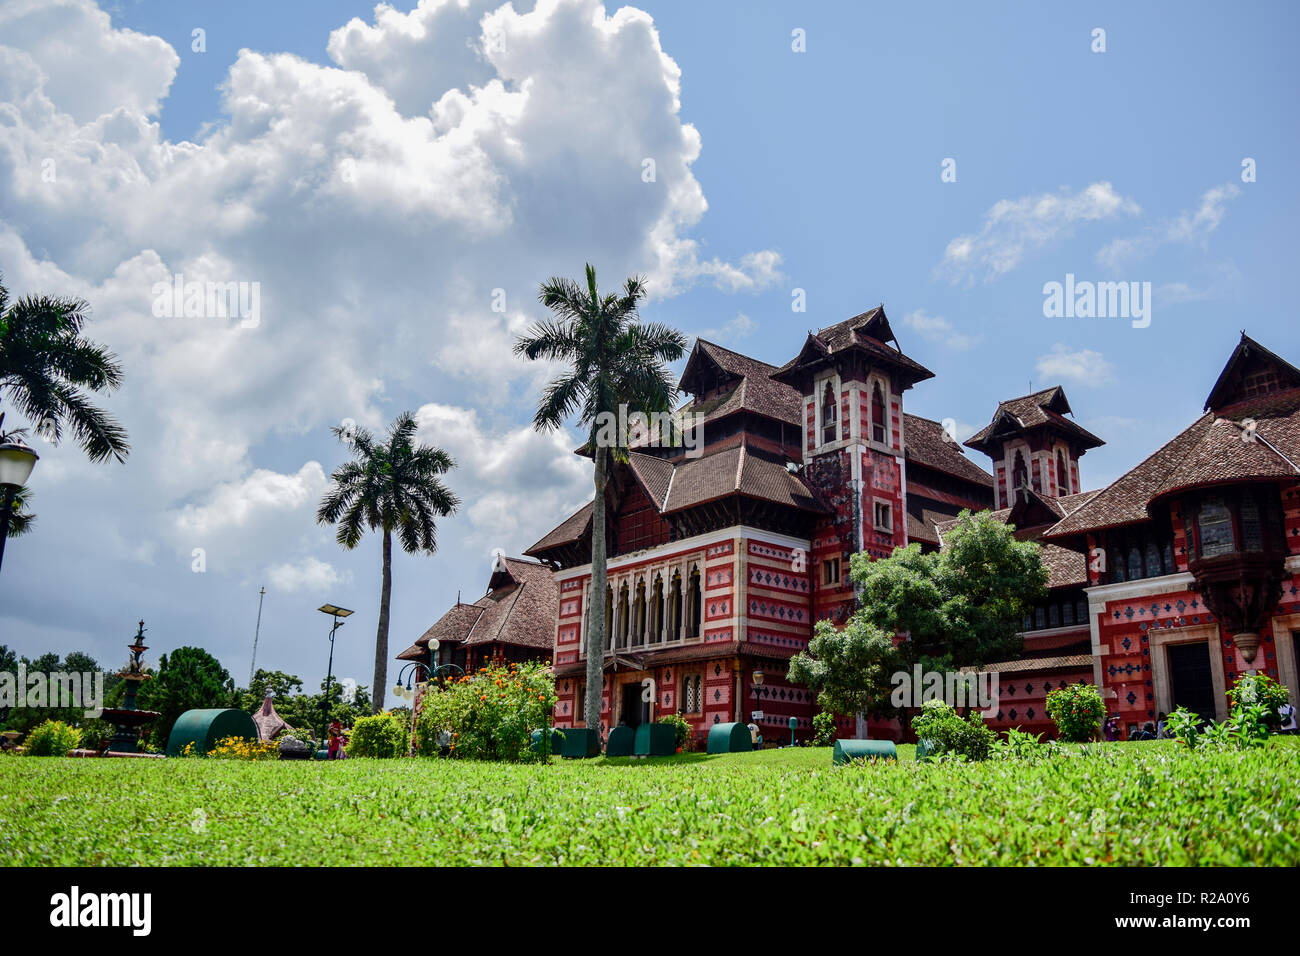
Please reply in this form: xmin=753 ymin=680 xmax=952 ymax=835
xmin=1034 ymin=344 xmax=1115 ymax=387
xmin=1096 ymin=184 xmax=1240 ymax=269
xmin=902 ymin=309 xmax=978 ymax=350
xmin=940 ymin=182 xmax=1140 ymax=283
xmin=0 ymin=0 xmax=773 ymax=692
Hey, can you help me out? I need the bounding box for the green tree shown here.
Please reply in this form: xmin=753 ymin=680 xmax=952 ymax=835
xmin=0 ymin=278 xmax=129 ymax=464
xmin=238 ymin=668 xmax=304 ymax=712
xmin=316 ymin=412 xmax=459 ymax=714
xmin=514 ymin=264 xmax=686 ymax=731
xmin=788 ymin=617 xmax=900 ymax=721
xmin=138 ymin=646 xmax=236 ymax=747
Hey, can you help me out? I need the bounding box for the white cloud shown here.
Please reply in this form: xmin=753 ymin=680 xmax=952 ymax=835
xmin=697 ymin=311 xmax=756 ymax=344
xmin=902 ymin=309 xmax=978 ymax=350
xmin=1034 ymin=344 xmax=1115 ymax=386
xmin=266 ymin=556 xmax=347 ymax=593
xmin=1097 ymin=184 xmax=1241 ymax=269
xmin=940 ymin=182 xmax=1140 ymax=283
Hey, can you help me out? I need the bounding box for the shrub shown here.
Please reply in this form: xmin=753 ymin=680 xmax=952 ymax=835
xmin=415 ymin=661 xmax=557 ymax=762
xmin=911 ymin=699 xmax=996 ymax=761
xmin=1165 ymin=707 xmax=1202 ymax=748
xmin=22 ymin=720 xmax=82 ymax=757
xmin=656 ymin=712 xmax=691 ymax=751
xmin=811 ymin=710 xmax=836 ymax=747
xmin=348 ymin=712 xmax=408 ymax=758
xmin=280 ymin=726 xmax=316 ymax=748
xmin=207 ymin=735 xmax=278 ymax=760
xmin=1045 ymin=682 xmax=1106 ymax=742
xmin=1227 ymin=673 xmax=1289 ymax=730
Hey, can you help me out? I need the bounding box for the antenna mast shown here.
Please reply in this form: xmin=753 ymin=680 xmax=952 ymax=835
xmin=249 ymin=586 xmax=266 ymax=685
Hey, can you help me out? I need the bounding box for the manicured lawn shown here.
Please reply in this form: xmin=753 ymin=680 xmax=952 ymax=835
xmin=2 ymin=740 xmax=1298 ymax=866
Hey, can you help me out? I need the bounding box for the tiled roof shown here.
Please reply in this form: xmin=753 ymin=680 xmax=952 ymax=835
xmin=903 ymin=413 xmax=994 ymax=487
xmin=525 ymin=501 xmax=592 ymax=556
xmin=970 ymin=654 xmax=1095 ymax=675
xmin=1045 ymin=388 xmax=1300 ymax=539
xmin=678 ymin=340 xmax=804 ymax=427
xmin=771 ymin=307 xmax=935 ymax=387
xmin=965 ymin=385 xmax=1104 ymax=453
xmin=1039 ymin=543 xmax=1087 ymax=589
xmin=627 ymin=453 xmax=674 ymax=508
xmin=661 ymin=446 xmax=823 ymax=514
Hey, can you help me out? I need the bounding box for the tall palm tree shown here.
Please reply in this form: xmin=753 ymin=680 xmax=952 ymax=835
xmin=515 ymin=264 xmax=686 ymax=737
xmin=316 ymin=411 xmax=459 ymax=713
xmin=0 ymin=278 xmax=129 ymax=464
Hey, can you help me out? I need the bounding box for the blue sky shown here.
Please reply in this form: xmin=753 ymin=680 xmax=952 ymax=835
xmin=1 ymin=0 xmax=1296 ymax=706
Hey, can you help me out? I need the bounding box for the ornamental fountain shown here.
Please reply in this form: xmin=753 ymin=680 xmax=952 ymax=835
xmin=101 ymin=620 xmax=160 ymax=753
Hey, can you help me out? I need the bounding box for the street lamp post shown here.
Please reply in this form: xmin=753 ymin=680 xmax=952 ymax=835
xmin=0 ymin=438 xmax=39 ymax=575
xmin=750 ymin=669 xmax=765 ymax=749
xmin=317 ymin=603 xmax=353 ymax=742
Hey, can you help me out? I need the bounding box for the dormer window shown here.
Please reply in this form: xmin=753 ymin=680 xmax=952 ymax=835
xmin=1056 ymin=450 xmax=1068 ymax=494
xmin=1012 ymin=450 xmax=1028 ymax=493
xmin=871 ymin=382 xmax=886 ymax=444
xmin=821 ymin=381 xmax=837 ymax=445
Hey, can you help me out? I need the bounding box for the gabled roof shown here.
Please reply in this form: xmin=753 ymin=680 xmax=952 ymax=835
xmin=965 ymin=385 xmax=1104 ymax=455
xmin=1203 ymin=332 xmax=1300 ymax=411
xmin=902 ymin=413 xmax=994 ymax=487
xmin=627 ymin=452 xmax=674 ymax=508
xmin=1045 ymin=386 xmax=1300 ymax=540
xmin=525 ymin=501 xmax=593 ymax=557
xmin=677 ymin=339 xmax=803 ymax=427
xmin=661 ymin=445 xmax=824 ymax=514
xmin=398 ymin=556 xmax=558 ymax=661
xmin=771 ymin=307 xmax=935 ymax=391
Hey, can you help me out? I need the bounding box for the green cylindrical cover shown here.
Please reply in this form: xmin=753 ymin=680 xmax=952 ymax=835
xmin=166 ymin=708 xmax=260 ymax=757
xmin=529 ymin=728 xmax=565 ymax=755
xmin=706 ymin=721 xmax=752 ymax=754
xmin=634 ymin=723 xmax=676 ymax=756
xmin=832 ymin=739 xmax=898 ymax=765
xmin=605 ymin=725 xmax=636 ymax=757
xmin=560 ymin=727 xmax=601 ymax=758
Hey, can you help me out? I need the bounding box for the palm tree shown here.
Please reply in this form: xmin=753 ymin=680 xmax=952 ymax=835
xmin=0 ymin=278 xmax=129 ymax=464
xmin=316 ymin=412 xmax=459 ymax=713
xmin=515 ymin=264 xmax=686 ymax=737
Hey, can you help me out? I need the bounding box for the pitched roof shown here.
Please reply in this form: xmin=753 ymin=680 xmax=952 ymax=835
xmin=399 ymin=557 xmax=558 ymax=661
xmin=1045 ymin=388 xmax=1300 ymax=539
xmin=970 ymin=654 xmax=1095 ymax=675
xmin=771 ymin=307 xmax=935 ymax=390
xmin=965 ymin=386 xmax=1104 ymax=454
xmin=907 ymin=508 xmax=954 ymax=546
xmin=525 ymin=501 xmax=593 ymax=557
xmin=903 ymin=413 xmax=994 ymax=487
xmin=627 ymin=452 xmax=674 ymax=508
xmin=1204 ymin=332 xmax=1300 ymax=411
xmin=677 ymin=339 xmax=804 ymax=427
xmin=661 ymin=445 xmax=824 ymax=514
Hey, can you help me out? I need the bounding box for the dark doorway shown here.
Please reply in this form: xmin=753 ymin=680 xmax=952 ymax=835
xmin=620 ymin=683 xmax=650 ymax=727
xmin=1167 ymin=642 xmax=1216 ymax=722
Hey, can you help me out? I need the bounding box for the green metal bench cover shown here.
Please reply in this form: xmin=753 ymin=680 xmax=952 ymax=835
xmin=706 ymin=721 xmax=751 ymax=754
xmin=529 ymin=728 xmax=565 ymax=755
xmin=166 ymin=708 xmax=259 ymax=757
xmin=634 ymin=722 xmax=676 ymax=756
xmin=832 ymin=739 xmax=898 ymax=765
xmin=560 ymin=727 xmax=601 ymax=758
xmin=605 ymin=724 xmax=635 ymax=757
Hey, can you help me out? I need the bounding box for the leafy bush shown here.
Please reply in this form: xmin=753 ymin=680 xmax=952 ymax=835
xmin=1227 ymin=673 xmax=1289 ymax=730
xmin=1045 ymin=682 xmax=1106 ymax=742
xmin=911 ymin=699 xmax=996 ymax=761
xmin=1165 ymin=707 xmax=1202 ymax=748
xmin=207 ymin=735 xmax=278 ymax=760
xmin=22 ymin=719 xmax=82 ymax=756
xmin=280 ymin=726 xmax=316 ymax=748
xmin=656 ymin=712 xmax=691 ymax=750
xmin=415 ymin=662 xmax=557 ymax=762
xmin=811 ymin=710 xmax=836 ymax=747
xmin=347 ymin=712 xmax=408 ymax=758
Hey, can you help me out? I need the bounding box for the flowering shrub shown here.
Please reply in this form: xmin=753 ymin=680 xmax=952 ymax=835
xmin=1045 ymin=682 xmax=1106 ymax=742
xmin=656 ymin=711 xmax=692 ymax=750
xmin=415 ymin=662 xmax=557 ymax=762
xmin=207 ymin=735 xmax=279 ymax=760
xmin=1227 ymin=673 xmax=1289 ymax=729
xmin=911 ymin=699 xmax=996 ymax=761
xmin=22 ymin=720 xmax=82 ymax=757
xmin=348 ymin=712 xmax=408 ymax=758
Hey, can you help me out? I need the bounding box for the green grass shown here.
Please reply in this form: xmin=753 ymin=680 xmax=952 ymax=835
xmin=2 ymin=740 xmax=1298 ymax=866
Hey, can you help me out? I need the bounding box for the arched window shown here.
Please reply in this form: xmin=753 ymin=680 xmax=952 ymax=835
xmin=871 ymin=381 xmax=887 ymax=444
xmin=1056 ymin=450 xmax=1068 ymax=494
xmin=1048 ymin=603 xmax=1060 ymax=628
xmin=1145 ymin=541 xmax=1162 ymax=578
xmin=821 ymin=381 xmax=838 ymax=445
xmin=1127 ymin=547 xmax=1142 ymax=581
xmin=687 ymin=566 xmax=702 ymax=638
xmin=1110 ymin=548 xmax=1126 ymax=583
xmin=617 ymin=582 xmax=629 ymax=647
xmin=1012 ymin=451 xmax=1028 ymax=493
xmin=1162 ymin=539 xmax=1174 ymax=573
xmin=1198 ymin=497 xmax=1234 ymax=557
xmin=651 ymin=574 xmax=664 ymax=644
xmin=633 ymin=579 xmax=646 ymax=646
xmin=605 ymin=585 xmax=614 ymax=649
xmin=670 ymin=571 xmax=683 ymax=641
